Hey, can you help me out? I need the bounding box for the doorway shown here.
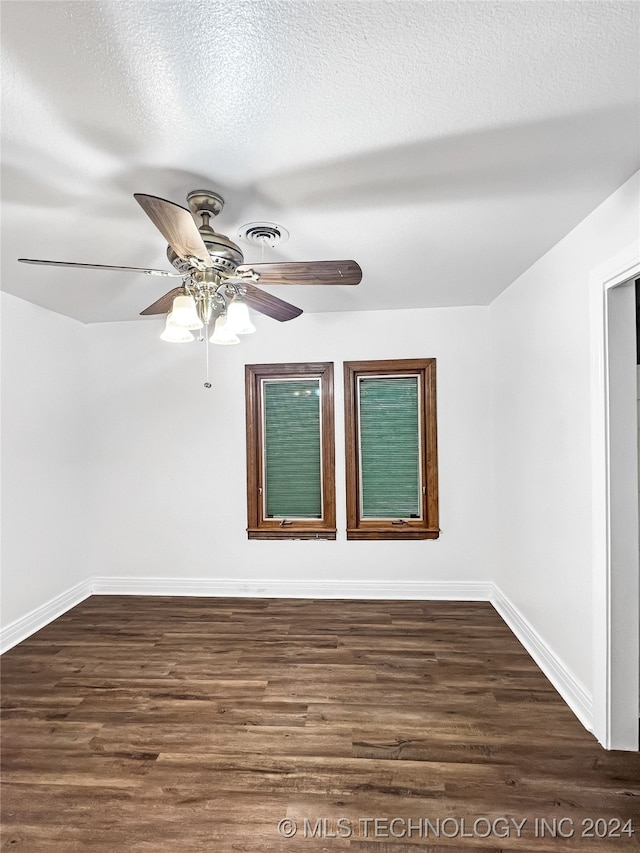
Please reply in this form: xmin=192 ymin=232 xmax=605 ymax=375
xmin=591 ymin=252 xmax=640 ymax=750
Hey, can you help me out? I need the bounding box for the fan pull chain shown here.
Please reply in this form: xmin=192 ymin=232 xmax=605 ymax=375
xmin=204 ymin=322 xmax=212 ymax=389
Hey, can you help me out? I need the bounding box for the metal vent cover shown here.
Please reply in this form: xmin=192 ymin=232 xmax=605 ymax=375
xmin=237 ymin=222 xmax=289 ymax=248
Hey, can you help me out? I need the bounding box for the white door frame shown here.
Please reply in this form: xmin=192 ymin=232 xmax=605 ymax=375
xmin=590 ymin=246 xmax=640 ymax=750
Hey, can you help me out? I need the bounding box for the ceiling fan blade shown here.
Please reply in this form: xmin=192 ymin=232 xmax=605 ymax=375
xmin=18 ymin=258 xmax=182 ymax=277
xmin=236 ymin=260 xmax=362 ymax=287
xmin=134 ymin=193 xmax=213 ymax=268
xmin=139 ymin=287 xmax=184 ymax=316
xmin=241 ymin=283 xmax=303 ymax=322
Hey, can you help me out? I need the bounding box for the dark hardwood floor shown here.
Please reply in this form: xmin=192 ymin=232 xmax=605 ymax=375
xmin=1 ymin=597 xmax=639 ymax=851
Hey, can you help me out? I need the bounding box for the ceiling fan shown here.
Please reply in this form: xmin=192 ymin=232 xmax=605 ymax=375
xmin=18 ymin=188 xmax=362 ymax=328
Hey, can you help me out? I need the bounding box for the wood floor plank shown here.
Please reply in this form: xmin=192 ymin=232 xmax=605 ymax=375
xmin=2 ymin=596 xmax=639 ymax=852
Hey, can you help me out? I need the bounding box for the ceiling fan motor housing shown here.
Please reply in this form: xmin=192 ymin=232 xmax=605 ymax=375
xmin=165 ymin=189 xmax=245 ymax=276
xmin=166 ymin=228 xmax=245 ymax=276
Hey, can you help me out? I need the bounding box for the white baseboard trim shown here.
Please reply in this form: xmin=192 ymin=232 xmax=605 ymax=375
xmin=0 ymin=578 xmax=92 ymax=654
xmin=90 ymin=576 xmax=493 ymax=601
xmin=1 ymin=575 xmax=594 ymax=736
xmin=490 ymin=583 xmax=593 ymax=732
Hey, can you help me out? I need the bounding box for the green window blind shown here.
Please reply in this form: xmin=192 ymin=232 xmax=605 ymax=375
xmin=263 ymin=379 xmax=322 ymax=518
xmin=358 ymin=376 xmax=421 ymax=518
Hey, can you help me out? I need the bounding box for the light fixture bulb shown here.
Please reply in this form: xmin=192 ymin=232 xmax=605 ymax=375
xmin=170 ymin=294 xmax=203 ymax=330
xmin=226 ymin=298 xmax=256 ymax=335
xmin=209 ymin=313 xmax=240 ymax=345
xmin=161 ymin=312 xmax=195 ymax=343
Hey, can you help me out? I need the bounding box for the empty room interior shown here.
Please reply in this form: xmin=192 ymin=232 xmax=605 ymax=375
xmin=1 ymin=1 xmax=640 ymax=850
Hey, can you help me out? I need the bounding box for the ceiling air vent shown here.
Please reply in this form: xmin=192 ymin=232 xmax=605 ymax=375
xmin=237 ymin=222 xmax=289 ymax=249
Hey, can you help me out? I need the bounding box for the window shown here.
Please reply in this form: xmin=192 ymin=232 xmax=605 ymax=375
xmin=344 ymin=359 xmax=439 ymax=540
xmin=245 ymin=362 xmax=336 ymax=539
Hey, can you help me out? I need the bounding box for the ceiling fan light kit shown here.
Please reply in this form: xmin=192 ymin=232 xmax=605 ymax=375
xmin=226 ymin=298 xmax=256 ymax=335
xmin=169 ymin=293 xmax=203 ymax=330
xmin=210 ymin=313 xmax=241 ymax=346
xmin=160 ymin=314 xmax=195 ymax=343
xmin=18 ymin=189 xmax=362 ymax=388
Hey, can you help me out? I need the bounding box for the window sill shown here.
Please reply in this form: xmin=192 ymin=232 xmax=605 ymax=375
xmin=247 ymin=528 xmax=337 ymax=541
xmin=346 ymin=527 xmax=440 ymax=541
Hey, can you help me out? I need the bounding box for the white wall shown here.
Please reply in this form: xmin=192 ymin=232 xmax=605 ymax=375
xmin=490 ymin=172 xmax=640 ymax=695
xmin=1 ymin=291 xmax=88 ymax=627
xmin=86 ymin=306 xmax=493 ymax=587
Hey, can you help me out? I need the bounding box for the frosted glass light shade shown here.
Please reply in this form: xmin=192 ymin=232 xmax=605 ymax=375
xmin=160 ymin=312 xmax=195 ymax=343
xmin=210 ymin=314 xmax=240 ymax=345
xmin=170 ymin=294 xmax=203 ymax=329
xmin=226 ymin=299 xmax=256 ymax=335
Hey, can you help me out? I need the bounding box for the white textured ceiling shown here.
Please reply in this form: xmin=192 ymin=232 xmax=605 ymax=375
xmin=2 ymin=0 xmax=639 ymax=323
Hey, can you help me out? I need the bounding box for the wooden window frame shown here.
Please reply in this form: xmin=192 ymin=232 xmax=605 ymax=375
xmin=344 ymin=358 xmax=439 ymax=541
xmin=245 ymin=362 xmax=336 ymax=540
